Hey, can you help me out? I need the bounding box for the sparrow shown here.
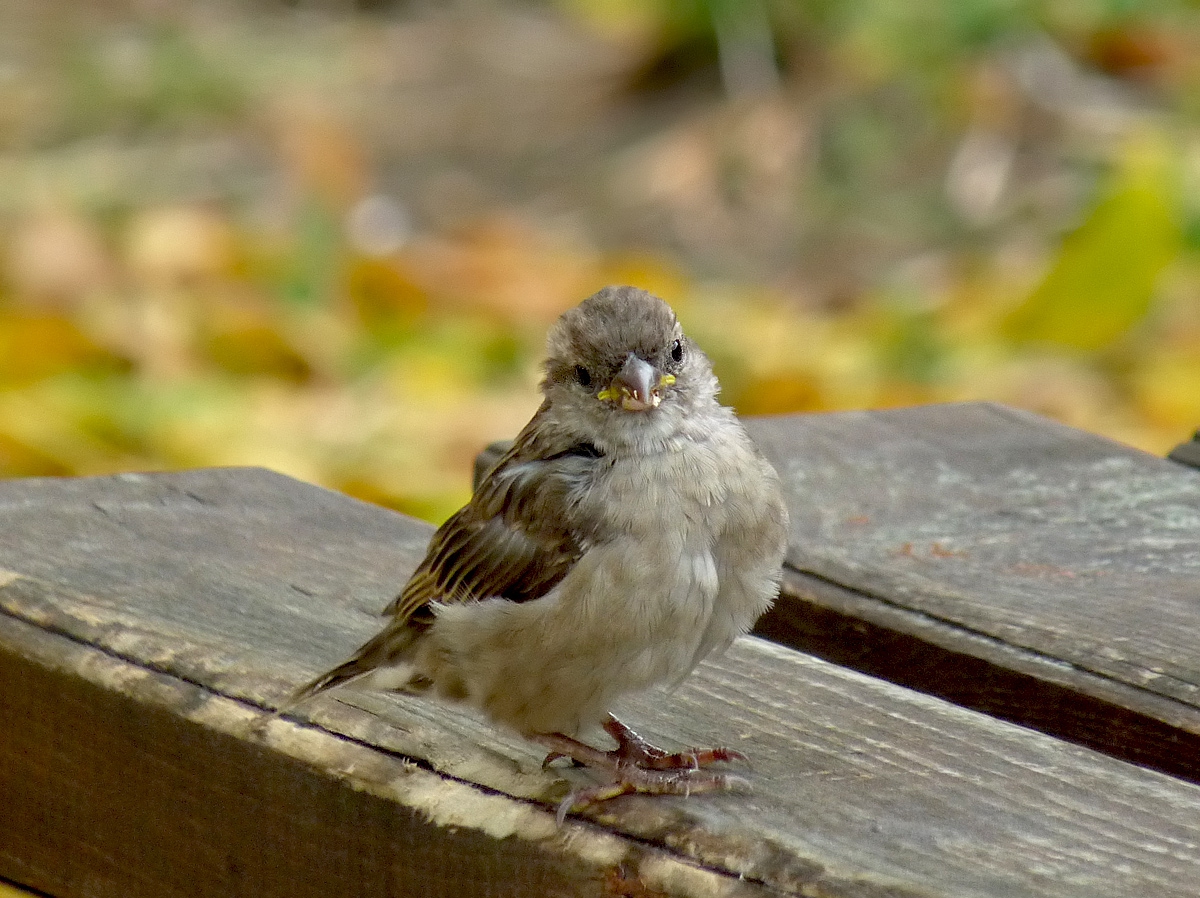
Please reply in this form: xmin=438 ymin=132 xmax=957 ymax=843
xmin=288 ymin=285 xmax=789 ymax=820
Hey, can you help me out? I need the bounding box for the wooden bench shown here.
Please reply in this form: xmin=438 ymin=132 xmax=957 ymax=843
xmin=2 ymin=401 xmax=1199 ymax=897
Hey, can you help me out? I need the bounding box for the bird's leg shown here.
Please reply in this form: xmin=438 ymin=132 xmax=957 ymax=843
xmin=602 ymin=714 xmax=748 ymax=770
xmin=535 ymin=731 xmax=624 ymax=772
xmin=539 ymin=714 xmax=746 ymax=770
xmin=551 ymin=764 xmax=742 ymax=825
xmin=532 ymin=714 xmax=748 ymax=823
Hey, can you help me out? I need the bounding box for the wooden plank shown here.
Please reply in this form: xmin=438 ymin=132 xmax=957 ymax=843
xmin=746 ymin=402 xmax=1200 ymax=780
xmin=0 ymin=605 xmax=770 ymax=898
xmin=3 ymin=467 xmax=1200 ymax=897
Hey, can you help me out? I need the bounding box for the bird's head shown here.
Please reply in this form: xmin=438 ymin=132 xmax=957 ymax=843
xmin=541 ymin=286 xmax=718 ymax=451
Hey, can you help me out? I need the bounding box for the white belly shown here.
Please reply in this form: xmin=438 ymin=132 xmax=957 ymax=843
xmin=421 ymin=534 xmax=720 ymax=737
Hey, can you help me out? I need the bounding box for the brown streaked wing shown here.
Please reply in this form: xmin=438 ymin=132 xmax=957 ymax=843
xmin=382 ymin=418 xmax=603 ymax=625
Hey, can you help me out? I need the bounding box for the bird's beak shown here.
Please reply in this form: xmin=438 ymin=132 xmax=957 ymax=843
xmin=598 ymin=354 xmax=675 ymax=412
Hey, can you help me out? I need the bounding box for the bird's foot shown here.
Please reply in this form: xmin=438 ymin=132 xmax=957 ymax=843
xmin=533 ymin=714 xmax=748 ymax=824
xmin=552 ymin=766 xmax=745 ymax=826
xmin=538 ymin=714 xmax=746 ymax=771
xmin=602 ymin=714 xmax=748 ymax=770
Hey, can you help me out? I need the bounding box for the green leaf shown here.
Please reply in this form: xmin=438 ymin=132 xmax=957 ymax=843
xmin=1004 ymin=146 xmax=1180 ymax=351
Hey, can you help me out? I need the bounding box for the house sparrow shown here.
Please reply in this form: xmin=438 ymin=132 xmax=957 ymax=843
xmin=289 ymin=285 xmax=789 ymax=820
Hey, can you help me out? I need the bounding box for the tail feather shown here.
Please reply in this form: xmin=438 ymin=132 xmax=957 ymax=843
xmin=288 ymin=655 xmax=374 ymax=707
xmin=274 ymin=620 xmax=422 ymax=718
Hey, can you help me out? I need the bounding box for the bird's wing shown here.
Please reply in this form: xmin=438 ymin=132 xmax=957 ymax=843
xmin=384 ymin=411 xmax=605 ymax=626
xmin=284 ymin=416 xmax=605 ymax=706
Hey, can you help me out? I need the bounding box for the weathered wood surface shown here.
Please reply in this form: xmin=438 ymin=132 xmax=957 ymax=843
xmin=3 ymin=462 xmax=1200 ymax=897
xmin=744 ymin=403 xmax=1200 ymax=782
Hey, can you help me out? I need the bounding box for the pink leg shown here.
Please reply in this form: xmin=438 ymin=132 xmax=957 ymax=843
xmin=531 ymin=714 xmax=749 ymax=824
xmin=602 ymin=714 xmax=748 ymax=770
xmin=538 ymin=714 xmax=747 ymax=770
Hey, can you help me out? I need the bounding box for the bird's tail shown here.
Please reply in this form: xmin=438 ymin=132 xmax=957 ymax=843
xmin=287 ymin=654 xmax=375 ymax=708
xmin=266 ymin=621 xmax=422 ymax=723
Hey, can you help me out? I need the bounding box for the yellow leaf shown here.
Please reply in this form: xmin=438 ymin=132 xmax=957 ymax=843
xmin=0 ymin=311 xmax=125 ymax=384
xmin=1005 ymin=140 xmax=1180 ymax=350
xmin=1131 ymin=350 xmax=1200 ymax=428
xmin=0 ymin=430 xmax=72 ymax=477
xmin=346 ymin=257 xmax=427 ymax=325
xmin=728 ymin=372 xmax=823 ymax=416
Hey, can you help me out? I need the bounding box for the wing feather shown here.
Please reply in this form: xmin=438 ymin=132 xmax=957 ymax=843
xmin=383 ymin=411 xmax=605 ymax=626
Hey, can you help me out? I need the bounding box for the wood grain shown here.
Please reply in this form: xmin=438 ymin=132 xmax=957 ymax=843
xmin=745 ymin=403 xmax=1200 ymax=778
xmin=2 ymin=464 xmax=1200 ymax=896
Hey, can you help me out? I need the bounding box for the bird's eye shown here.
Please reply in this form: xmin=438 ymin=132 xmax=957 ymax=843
xmin=670 ymin=339 xmax=683 ymax=363
xmin=574 ymin=365 xmax=591 ymax=387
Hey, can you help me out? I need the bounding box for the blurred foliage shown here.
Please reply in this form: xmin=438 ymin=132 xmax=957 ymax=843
xmin=0 ymin=0 xmax=1199 ymax=524
xmin=1004 ymin=138 xmax=1180 ymax=349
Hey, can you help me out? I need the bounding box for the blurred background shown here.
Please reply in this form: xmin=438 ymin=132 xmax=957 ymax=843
xmin=0 ymin=0 xmax=1198 ymax=524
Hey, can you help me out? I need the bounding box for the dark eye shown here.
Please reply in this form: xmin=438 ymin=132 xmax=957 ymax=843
xmin=670 ymin=339 xmax=683 ymax=363
xmin=574 ymin=365 xmax=591 ymax=387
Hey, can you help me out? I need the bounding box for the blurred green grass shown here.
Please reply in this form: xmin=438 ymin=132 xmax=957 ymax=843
xmin=1 ymin=1 xmax=1199 ymax=524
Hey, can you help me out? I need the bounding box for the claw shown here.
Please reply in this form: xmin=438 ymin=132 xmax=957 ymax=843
xmin=603 ymin=715 xmax=747 ymax=771
xmin=555 ymin=769 xmax=748 ymax=823
xmin=532 ymin=714 xmax=753 ymax=824
xmin=556 ymin=780 xmax=635 ymax=826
